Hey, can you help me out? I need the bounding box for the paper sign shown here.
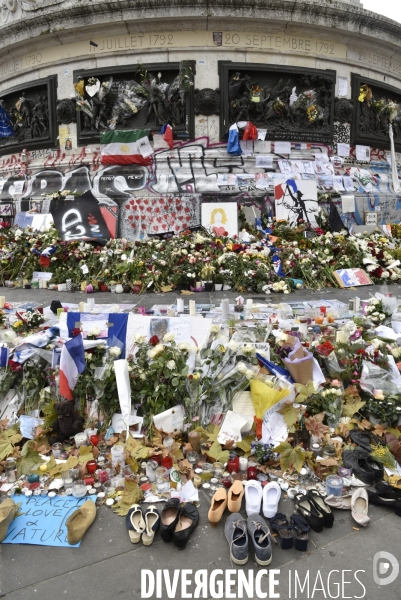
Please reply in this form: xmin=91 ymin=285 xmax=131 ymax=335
xmin=255 ymin=155 xmax=273 ymax=168
xmin=137 ymin=136 xmax=154 ymax=158
xmin=257 ymin=129 xmax=267 ymax=141
xmin=170 ymin=480 xmax=199 ymax=503
xmin=343 ymin=176 xmax=354 ymax=192
xmin=19 ymin=415 xmax=44 ymax=439
xmin=80 ymin=264 xmax=89 ymax=274
xmin=239 ymin=140 xmax=253 ymax=156
xmin=338 ymin=77 xmax=348 ymax=97
xmin=255 ymin=173 xmax=270 ymax=189
xmin=217 ymin=173 xmax=237 ymax=186
xmin=32 ymin=271 xmax=53 ymax=281
xmin=254 ymin=140 xmax=271 ymax=153
xmin=11 ymin=181 xmax=24 ymax=195
xmin=217 ymin=410 xmax=249 ymax=445
xmin=337 ymin=143 xmax=350 ymax=158
xmin=153 ymin=405 xmax=185 ymax=433
xmin=152 ymin=134 xmax=170 ymax=150
xmin=274 ymin=141 xmax=291 ymax=154
xmin=341 ymin=195 xmax=355 ymax=213
xmin=2 ymin=495 xmax=97 ymax=547
xmin=356 ymin=145 xmax=371 ymax=162
xmin=14 ymin=212 xmax=34 ymax=229
xmin=333 ymin=176 xmax=345 ymax=191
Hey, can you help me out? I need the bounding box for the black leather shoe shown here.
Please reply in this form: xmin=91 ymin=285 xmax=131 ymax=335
xmin=349 ymin=431 xmax=384 ymax=453
xmin=172 ymin=503 xmax=199 ymax=549
xmin=294 ymin=493 xmax=324 ymax=533
xmin=342 ymin=449 xmax=376 ymax=484
xmin=307 ymin=489 xmax=334 ymax=528
xmin=160 ymin=498 xmax=181 ymax=543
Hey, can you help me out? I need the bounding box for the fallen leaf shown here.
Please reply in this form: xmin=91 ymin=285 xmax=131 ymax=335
xmin=181 ymin=290 xmax=194 ymax=295
xmin=160 ymin=285 xmax=173 ymax=293
xmin=342 ymin=400 xmax=365 ymax=418
xmin=205 ymin=440 xmax=229 ymax=464
xmin=0 ymin=439 xmax=14 ymax=461
xmin=78 ymin=452 xmax=94 ymax=464
xmin=17 ymin=449 xmax=42 ymax=476
xmin=305 ymin=413 xmax=330 ymax=438
xmin=274 ymin=442 xmax=304 ymax=473
xmin=79 ymin=445 xmax=93 ymax=456
xmin=279 ymin=404 xmax=300 ymax=428
xmin=113 ymin=481 xmax=143 ymax=516
xmin=352 ymin=527 xmax=360 ymax=531
xmin=386 ymin=428 xmax=401 ymax=439
xmin=319 ymin=457 xmax=339 ymax=467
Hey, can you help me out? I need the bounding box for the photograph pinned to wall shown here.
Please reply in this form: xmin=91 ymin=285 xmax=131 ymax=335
xmin=201 ymin=202 xmax=238 ymax=237
xmin=255 ymin=173 xmax=270 ymax=189
xmin=274 ymin=178 xmax=318 ymax=227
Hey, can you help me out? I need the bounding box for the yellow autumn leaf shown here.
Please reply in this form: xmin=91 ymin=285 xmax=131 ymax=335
xmin=205 ymin=441 xmax=229 ymax=464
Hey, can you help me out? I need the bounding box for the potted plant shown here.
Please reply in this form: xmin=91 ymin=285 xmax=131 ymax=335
xmin=200 ymin=264 xmax=215 ymax=292
xmin=214 ymin=273 xmax=224 ymax=291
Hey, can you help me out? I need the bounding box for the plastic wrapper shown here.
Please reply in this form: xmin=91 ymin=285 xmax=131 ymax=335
xmin=282 ymin=338 xmax=314 ymax=385
xmin=360 ymin=360 xmax=401 ymax=396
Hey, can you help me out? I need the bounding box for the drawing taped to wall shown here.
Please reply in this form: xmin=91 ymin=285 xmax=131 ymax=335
xmin=274 ymin=178 xmax=318 ymax=226
xmin=201 ymin=202 xmax=238 ymax=237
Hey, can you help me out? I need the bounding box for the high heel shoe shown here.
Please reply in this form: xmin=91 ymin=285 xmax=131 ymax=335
xmin=142 ymin=505 xmax=160 ymax=546
xmin=351 ymin=488 xmax=370 ymax=527
xmin=270 ymin=513 xmax=294 ymax=549
xmin=172 ymin=503 xmax=199 ymax=549
xmin=290 ymin=514 xmax=310 ymax=552
xmin=126 ymin=504 xmax=145 ymax=544
xmin=307 ymin=489 xmax=334 ymax=528
xmin=160 ymin=498 xmax=181 ymax=543
xmin=294 ymin=493 xmax=324 ymax=533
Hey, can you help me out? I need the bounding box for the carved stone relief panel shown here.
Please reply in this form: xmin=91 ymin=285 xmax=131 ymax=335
xmin=0 ymin=75 xmax=58 ymax=155
xmin=219 ymin=61 xmax=336 ymax=144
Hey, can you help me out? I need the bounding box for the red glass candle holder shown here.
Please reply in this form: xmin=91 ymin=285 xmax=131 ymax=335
xmin=90 ymin=435 xmax=99 ymax=447
xmin=162 ymin=456 xmax=173 ymax=469
xmin=86 ymin=460 xmax=97 ymax=474
xmin=247 ymin=466 xmax=258 ymax=480
xmin=222 ymin=476 xmax=232 ymax=489
xmin=320 ymin=306 xmax=327 ymax=315
xmin=227 ymin=456 xmax=240 ymax=474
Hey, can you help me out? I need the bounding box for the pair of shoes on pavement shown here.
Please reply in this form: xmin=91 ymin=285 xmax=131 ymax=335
xmin=208 ymin=481 xmax=244 ymax=526
xmin=244 ymin=480 xmax=281 ymax=518
xmin=225 ymin=512 xmax=273 ymax=566
xmin=126 ymin=504 xmax=160 ymax=545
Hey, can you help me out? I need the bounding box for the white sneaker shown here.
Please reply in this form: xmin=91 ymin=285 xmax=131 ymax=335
xmin=244 ymin=480 xmax=262 ymax=516
xmin=262 ymin=481 xmax=281 ymax=518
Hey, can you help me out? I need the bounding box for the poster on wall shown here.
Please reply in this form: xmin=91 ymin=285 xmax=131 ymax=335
xmin=50 ymin=191 xmax=113 ymax=242
xmin=201 ymin=202 xmax=238 ymax=237
xmin=274 ymin=179 xmax=318 ymax=227
xmin=120 ymin=195 xmax=200 ymax=240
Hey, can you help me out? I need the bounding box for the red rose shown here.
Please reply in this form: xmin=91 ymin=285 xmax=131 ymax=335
xmin=72 ymin=328 xmax=81 ymax=337
xmin=149 ymin=335 xmax=160 ymax=346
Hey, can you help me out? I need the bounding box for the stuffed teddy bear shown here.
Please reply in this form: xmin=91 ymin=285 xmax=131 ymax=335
xmin=48 ymin=401 xmax=85 ymax=444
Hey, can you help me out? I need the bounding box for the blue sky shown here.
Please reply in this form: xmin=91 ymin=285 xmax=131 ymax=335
xmin=362 ymin=1 xmax=401 ymax=23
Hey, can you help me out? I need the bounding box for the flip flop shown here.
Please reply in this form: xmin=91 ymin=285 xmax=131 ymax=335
xmin=126 ymin=504 xmax=145 ymax=543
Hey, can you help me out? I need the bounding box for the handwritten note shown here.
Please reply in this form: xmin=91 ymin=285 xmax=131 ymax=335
xmin=3 ymin=495 xmax=97 ymax=547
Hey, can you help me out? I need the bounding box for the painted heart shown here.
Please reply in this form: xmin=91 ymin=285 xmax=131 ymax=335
xmin=171 ymin=212 xmax=176 ymax=218
xmin=159 ymin=198 xmax=165 ymax=204
xmin=154 ymin=207 xmax=160 ymax=214
xmin=128 ymin=215 xmax=133 ymax=221
xmin=134 ymin=215 xmax=139 ymax=220
xmin=141 ymin=224 xmax=147 ymax=229
xmin=125 ymin=204 xmax=130 ymax=210
xmin=147 ymin=207 xmax=152 ymax=213
xmin=157 ymin=217 xmax=162 ymax=223
xmin=175 ymin=225 xmax=180 ymax=231
xmin=130 ymin=200 xmax=135 ymax=205
xmin=186 ymin=216 xmax=191 ymax=222
xmin=184 ymin=207 xmax=190 ymax=213
xmin=178 ymin=215 xmax=184 ymax=221
xmin=131 ymin=223 xmax=136 ymax=228
xmin=143 ymin=199 xmax=148 ymax=205
xmin=153 ymin=226 xmax=159 ymax=232
xmin=162 ymin=224 xmax=167 ymax=230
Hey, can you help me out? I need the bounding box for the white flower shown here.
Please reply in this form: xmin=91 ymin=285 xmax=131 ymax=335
xmin=109 ymin=346 xmax=121 ymax=358
xmin=134 ymin=334 xmax=146 ymax=345
xmin=237 ymin=361 xmax=247 ymax=374
xmin=166 ymin=360 xmax=176 ymax=371
xmin=245 ymin=369 xmax=255 ymax=380
xmin=3 ymin=330 xmax=16 ymax=344
xmin=227 ymin=340 xmax=239 ymax=352
xmin=178 ymin=341 xmax=191 ymax=352
xmin=88 ymin=326 xmax=101 ymax=337
xmin=210 ymin=324 xmax=221 ymax=334
xmin=148 ymin=344 xmax=164 ymax=359
xmin=242 ymin=344 xmax=256 ymax=355
xmin=163 ymin=332 xmax=175 ymax=343
xmin=85 ymin=352 xmax=93 ymax=361
xmin=121 ymin=254 xmax=127 ymax=261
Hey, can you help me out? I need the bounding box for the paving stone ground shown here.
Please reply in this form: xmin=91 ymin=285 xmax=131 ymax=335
xmin=1 ymin=285 xmax=401 ymax=600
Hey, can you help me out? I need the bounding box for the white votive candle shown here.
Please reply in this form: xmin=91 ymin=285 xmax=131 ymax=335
xmin=177 ymin=298 xmax=184 ymax=313
xmin=189 ymin=300 xmax=196 ymax=316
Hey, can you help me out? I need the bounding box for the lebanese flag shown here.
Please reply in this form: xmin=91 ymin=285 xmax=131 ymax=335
xmin=59 ymin=335 xmax=86 ymax=400
xmin=100 ymin=130 xmax=152 ymax=166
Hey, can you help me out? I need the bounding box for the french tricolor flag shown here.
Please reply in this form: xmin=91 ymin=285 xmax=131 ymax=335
xmin=59 ymin=335 xmax=86 ymax=400
xmin=0 ymin=344 xmax=9 ymax=367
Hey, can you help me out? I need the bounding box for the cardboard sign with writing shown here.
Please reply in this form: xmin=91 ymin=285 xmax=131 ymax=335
xmin=3 ymin=495 xmax=97 ymax=547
